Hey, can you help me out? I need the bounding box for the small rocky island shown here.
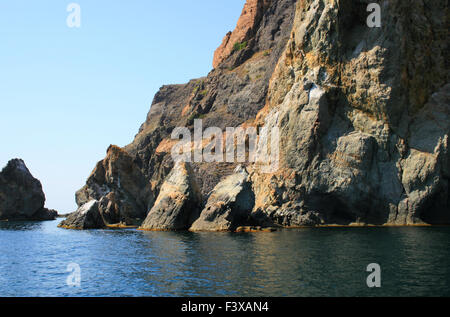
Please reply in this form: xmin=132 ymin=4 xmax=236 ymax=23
xmin=0 ymin=159 xmax=57 ymax=221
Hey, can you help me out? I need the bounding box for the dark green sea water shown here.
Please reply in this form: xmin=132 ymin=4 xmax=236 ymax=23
xmin=0 ymin=220 xmax=449 ymax=297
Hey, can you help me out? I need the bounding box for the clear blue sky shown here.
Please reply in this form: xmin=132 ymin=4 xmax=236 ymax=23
xmin=0 ymin=0 xmax=245 ymax=213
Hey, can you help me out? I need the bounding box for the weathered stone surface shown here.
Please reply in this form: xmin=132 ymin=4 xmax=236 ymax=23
xmin=140 ymin=162 xmax=202 ymax=231
xmin=396 ymin=84 xmax=450 ymax=224
xmin=250 ymin=0 xmax=449 ymax=226
xmin=76 ymin=145 xmax=153 ymax=226
xmin=76 ymin=0 xmax=449 ymax=230
xmin=190 ymin=166 xmax=255 ymax=231
xmin=58 ymin=200 xmax=105 ymax=230
xmin=0 ymin=159 xmax=57 ymax=221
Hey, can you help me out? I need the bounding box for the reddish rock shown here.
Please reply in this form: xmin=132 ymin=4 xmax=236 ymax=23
xmin=212 ymin=0 xmax=271 ymax=68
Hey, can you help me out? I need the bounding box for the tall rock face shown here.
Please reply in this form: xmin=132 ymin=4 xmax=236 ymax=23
xmin=251 ymin=0 xmax=449 ymax=226
xmin=0 ymin=159 xmax=57 ymax=221
xmin=124 ymin=0 xmax=296 ymax=199
xmin=76 ymin=0 xmax=449 ymax=230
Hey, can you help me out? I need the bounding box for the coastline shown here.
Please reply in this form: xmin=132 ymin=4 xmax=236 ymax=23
xmin=50 ymin=217 xmax=449 ymax=233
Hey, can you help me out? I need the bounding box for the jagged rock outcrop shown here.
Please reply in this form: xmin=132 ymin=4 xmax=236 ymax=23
xmin=75 ymin=145 xmax=153 ymax=226
xmin=0 ymin=159 xmax=57 ymax=221
xmin=58 ymin=200 xmax=105 ymax=230
xmin=76 ymin=0 xmax=449 ymax=230
xmin=190 ymin=166 xmax=255 ymax=231
xmin=140 ymin=162 xmax=202 ymax=231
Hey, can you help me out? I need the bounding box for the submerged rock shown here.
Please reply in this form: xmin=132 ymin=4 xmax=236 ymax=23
xmin=235 ymin=226 xmax=277 ymax=233
xmin=190 ymin=166 xmax=255 ymax=232
xmin=140 ymin=162 xmax=202 ymax=231
xmin=0 ymin=159 xmax=57 ymax=221
xmin=58 ymin=200 xmax=105 ymax=230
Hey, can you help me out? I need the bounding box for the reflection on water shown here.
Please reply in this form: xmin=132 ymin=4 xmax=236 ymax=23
xmin=0 ymin=221 xmax=449 ymax=296
xmin=0 ymin=221 xmax=44 ymax=231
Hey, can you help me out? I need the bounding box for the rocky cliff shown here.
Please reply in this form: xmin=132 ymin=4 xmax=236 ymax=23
xmin=67 ymin=0 xmax=449 ymax=230
xmin=0 ymin=159 xmax=57 ymax=221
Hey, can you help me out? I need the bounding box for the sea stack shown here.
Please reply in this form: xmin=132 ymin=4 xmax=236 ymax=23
xmin=0 ymin=159 xmax=57 ymax=221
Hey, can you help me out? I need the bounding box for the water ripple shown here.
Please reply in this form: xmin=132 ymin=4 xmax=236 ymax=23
xmin=0 ymin=221 xmax=449 ymax=296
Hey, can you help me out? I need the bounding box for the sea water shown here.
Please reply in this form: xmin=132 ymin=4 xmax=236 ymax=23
xmin=0 ymin=220 xmax=449 ymax=297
